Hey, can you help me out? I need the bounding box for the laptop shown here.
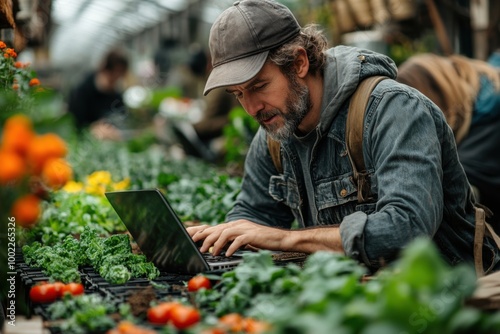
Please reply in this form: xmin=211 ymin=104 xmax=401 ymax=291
xmin=104 ymin=188 xmax=243 ymax=274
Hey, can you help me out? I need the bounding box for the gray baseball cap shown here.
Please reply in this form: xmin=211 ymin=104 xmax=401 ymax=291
xmin=203 ymin=0 xmax=301 ymax=95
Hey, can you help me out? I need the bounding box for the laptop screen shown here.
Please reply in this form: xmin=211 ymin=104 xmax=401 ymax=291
xmin=105 ymin=189 xmax=209 ymax=274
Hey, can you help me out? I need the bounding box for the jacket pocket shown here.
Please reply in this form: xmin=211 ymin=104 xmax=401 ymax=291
xmin=316 ymin=176 xmax=359 ymax=225
xmin=316 ymin=176 xmax=358 ymax=209
xmin=269 ymin=175 xmax=300 ymax=210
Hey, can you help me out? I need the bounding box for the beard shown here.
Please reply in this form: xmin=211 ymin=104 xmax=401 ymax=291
xmin=255 ymin=73 xmax=312 ymax=142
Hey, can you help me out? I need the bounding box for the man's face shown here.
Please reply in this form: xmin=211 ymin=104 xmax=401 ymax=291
xmin=226 ymin=61 xmax=311 ymax=141
xmin=102 ymin=66 xmax=127 ymax=90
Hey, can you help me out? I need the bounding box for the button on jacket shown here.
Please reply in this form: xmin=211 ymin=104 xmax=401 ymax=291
xmin=226 ymin=45 xmax=499 ymax=272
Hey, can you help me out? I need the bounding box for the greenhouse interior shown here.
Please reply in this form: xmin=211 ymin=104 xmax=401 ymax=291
xmin=1 ymin=0 xmax=500 ymax=333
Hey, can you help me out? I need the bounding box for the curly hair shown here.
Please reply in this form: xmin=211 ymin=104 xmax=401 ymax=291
xmin=268 ymin=24 xmax=328 ymax=78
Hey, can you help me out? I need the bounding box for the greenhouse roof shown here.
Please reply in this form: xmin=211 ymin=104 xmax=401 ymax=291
xmin=49 ymin=0 xmax=233 ymax=68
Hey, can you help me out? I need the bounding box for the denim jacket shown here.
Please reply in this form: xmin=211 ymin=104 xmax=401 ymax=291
xmin=226 ymin=46 xmax=499 ymax=272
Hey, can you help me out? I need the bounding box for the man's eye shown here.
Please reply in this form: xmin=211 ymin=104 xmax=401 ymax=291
xmin=252 ymin=83 xmax=267 ymax=91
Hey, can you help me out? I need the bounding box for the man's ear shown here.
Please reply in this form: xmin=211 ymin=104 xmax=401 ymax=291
xmin=294 ymin=48 xmax=309 ymax=79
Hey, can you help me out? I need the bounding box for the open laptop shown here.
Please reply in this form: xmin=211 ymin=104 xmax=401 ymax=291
xmin=104 ymin=188 xmax=243 ymax=274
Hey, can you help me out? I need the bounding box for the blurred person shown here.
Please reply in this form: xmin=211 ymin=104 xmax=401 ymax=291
xmin=186 ymin=0 xmax=500 ymax=275
xmin=188 ymin=48 xmax=238 ymax=144
xmin=167 ymin=45 xmax=208 ymax=99
xmin=396 ymin=53 xmax=500 ymax=226
xmin=155 ymin=46 xmax=236 ymax=161
xmin=67 ymin=49 xmax=129 ymax=140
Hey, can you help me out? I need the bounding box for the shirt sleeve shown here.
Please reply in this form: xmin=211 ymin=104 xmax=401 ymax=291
xmin=340 ymin=85 xmax=445 ymax=269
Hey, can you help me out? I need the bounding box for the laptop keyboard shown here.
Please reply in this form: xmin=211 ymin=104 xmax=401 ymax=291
xmin=202 ymin=252 xmax=242 ymax=262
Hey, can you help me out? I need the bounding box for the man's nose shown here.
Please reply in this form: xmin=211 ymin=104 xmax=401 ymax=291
xmin=241 ymin=96 xmax=263 ymax=118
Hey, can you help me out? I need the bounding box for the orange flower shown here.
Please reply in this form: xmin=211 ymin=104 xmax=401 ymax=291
xmin=5 ymin=48 xmax=16 ymax=58
xmin=29 ymin=78 xmax=40 ymax=86
xmin=0 ymin=150 xmax=26 ymax=184
xmin=1 ymin=114 xmax=35 ymax=157
xmin=27 ymin=133 xmax=68 ymax=174
xmin=0 ymin=41 xmax=6 ymax=48
xmin=12 ymin=83 xmax=19 ymax=90
xmin=112 ymin=321 xmax=157 ymax=334
xmin=11 ymin=194 xmax=41 ymax=228
xmin=243 ymin=318 xmax=270 ymax=334
xmin=14 ymin=61 xmax=23 ymax=68
xmin=3 ymin=114 xmax=32 ymax=129
xmin=41 ymin=158 xmax=73 ymax=190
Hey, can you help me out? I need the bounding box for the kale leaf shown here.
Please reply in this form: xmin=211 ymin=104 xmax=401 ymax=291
xmin=22 ymin=226 xmax=159 ymax=284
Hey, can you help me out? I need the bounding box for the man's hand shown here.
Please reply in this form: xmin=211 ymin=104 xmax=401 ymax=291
xmin=187 ymin=220 xmax=345 ymax=256
xmin=187 ymin=220 xmax=289 ymax=256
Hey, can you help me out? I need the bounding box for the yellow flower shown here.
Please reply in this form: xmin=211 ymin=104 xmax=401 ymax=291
xmin=62 ymin=180 xmax=84 ymax=193
xmin=84 ymin=171 xmax=112 ymax=196
xmin=76 ymin=170 xmax=130 ymax=196
xmin=86 ymin=171 xmax=112 ymax=187
xmin=85 ymin=183 xmax=107 ymax=196
xmin=112 ymin=178 xmax=130 ymax=191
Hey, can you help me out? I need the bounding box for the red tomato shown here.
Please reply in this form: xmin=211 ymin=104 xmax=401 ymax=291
xmin=170 ymin=305 xmax=201 ymax=330
xmin=62 ymin=282 xmax=84 ymax=296
xmin=52 ymin=282 xmax=66 ymax=298
xmin=187 ymin=275 xmax=212 ymax=292
xmin=147 ymin=302 xmax=179 ymax=325
xmin=29 ymin=283 xmax=59 ymax=303
xmin=219 ymin=313 xmax=244 ymax=332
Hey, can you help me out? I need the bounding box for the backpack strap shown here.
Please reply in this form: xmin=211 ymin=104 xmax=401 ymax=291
xmin=474 ymin=205 xmax=500 ymax=277
xmin=346 ymin=76 xmax=388 ymax=203
xmin=474 ymin=207 xmax=487 ymax=276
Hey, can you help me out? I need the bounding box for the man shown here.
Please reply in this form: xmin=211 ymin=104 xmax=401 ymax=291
xmin=154 ymin=46 xmax=237 ymax=162
xmin=188 ymin=0 xmax=499 ymax=273
xmin=68 ymin=49 xmax=129 ymax=140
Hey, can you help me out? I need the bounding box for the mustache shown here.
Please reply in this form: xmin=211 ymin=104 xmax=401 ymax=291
xmin=255 ymin=110 xmax=280 ymax=123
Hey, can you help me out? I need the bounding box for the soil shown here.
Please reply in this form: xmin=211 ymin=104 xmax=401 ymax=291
xmin=127 ymin=285 xmax=157 ymax=317
xmin=130 ymin=240 xmax=143 ymax=255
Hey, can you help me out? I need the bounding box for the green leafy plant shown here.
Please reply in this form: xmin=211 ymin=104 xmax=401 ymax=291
xmin=47 ymin=293 xmax=120 ymax=333
xmin=0 ymin=40 xmax=43 ymax=123
xmin=195 ymin=239 xmax=500 ymax=333
xmin=161 ymin=174 xmax=241 ymax=224
xmin=222 ymin=106 xmax=259 ymax=169
xmin=65 ymin=131 xmax=242 ymax=225
xmin=22 ymin=226 xmax=159 ymax=284
xmin=17 ymin=191 xmax=125 ymax=246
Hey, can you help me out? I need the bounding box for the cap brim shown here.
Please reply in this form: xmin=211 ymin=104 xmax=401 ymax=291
xmin=203 ymin=51 xmax=269 ymax=96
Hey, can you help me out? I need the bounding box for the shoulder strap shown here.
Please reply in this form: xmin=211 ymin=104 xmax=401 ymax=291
xmin=346 ymin=75 xmax=388 ymax=203
xmin=267 ymin=136 xmax=283 ymax=173
xmin=474 ymin=205 xmax=500 ymax=277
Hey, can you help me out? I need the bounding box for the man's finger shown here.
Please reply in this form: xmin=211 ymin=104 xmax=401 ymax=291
xmin=187 ymin=224 xmax=210 ymax=238
xmin=199 ymin=228 xmax=224 ymax=253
